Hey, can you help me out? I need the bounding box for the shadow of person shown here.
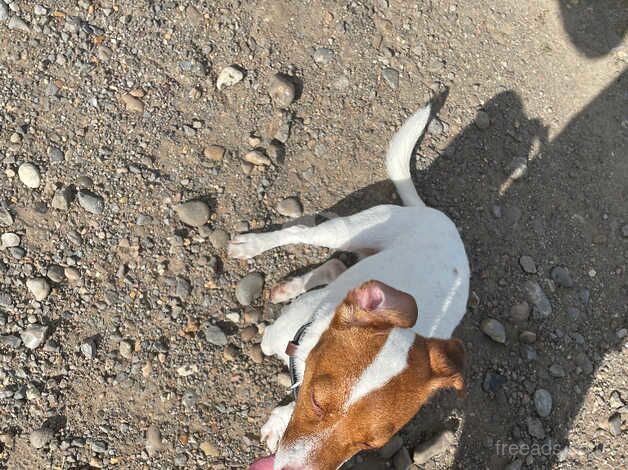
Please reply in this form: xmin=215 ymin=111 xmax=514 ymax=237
xmin=322 ymin=69 xmax=626 ymax=468
xmin=558 ymin=0 xmax=627 ymax=58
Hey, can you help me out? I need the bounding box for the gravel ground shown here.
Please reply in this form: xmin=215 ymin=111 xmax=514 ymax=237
xmin=0 ymin=1 xmax=626 ymax=469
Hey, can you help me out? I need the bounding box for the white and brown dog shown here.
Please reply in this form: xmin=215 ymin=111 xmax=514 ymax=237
xmin=229 ymin=105 xmax=470 ymax=470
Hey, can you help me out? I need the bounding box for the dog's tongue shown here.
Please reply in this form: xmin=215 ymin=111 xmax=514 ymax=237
xmin=249 ymin=455 xmax=275 ymax=470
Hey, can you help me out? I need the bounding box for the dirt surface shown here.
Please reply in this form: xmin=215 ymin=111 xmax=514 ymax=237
xmin=0 ymin=0 xmax=626 ymax=469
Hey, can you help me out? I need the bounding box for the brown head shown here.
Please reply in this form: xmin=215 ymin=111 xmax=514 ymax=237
xmin=271 ymin=280 xmax=465 ymax=470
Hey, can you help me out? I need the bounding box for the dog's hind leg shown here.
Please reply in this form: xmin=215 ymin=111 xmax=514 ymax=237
xmin=270 ymin=258 xmax=346 ymax=304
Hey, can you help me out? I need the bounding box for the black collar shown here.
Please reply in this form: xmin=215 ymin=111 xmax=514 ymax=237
xmin=286 ymin=321 xmax=312 ymax=400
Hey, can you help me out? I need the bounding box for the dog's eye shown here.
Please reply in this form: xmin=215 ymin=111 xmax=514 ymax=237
xmin=310 ymin=390 xmax=324 ymax=417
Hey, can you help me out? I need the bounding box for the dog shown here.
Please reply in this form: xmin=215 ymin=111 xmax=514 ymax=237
xmin=229 ymin=105 xmax=470 ymax=470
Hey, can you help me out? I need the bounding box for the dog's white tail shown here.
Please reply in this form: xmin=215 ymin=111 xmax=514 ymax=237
xmin=385 ymin=105 xmax=431 ymax=206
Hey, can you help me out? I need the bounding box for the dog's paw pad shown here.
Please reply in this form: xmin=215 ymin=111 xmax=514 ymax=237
xmin=270 ymin=279 xmax=303 ymax=304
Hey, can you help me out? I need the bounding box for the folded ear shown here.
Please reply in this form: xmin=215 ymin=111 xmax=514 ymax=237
xmin=339 ymin=280 xmax=418 ymax=329
xmin=426 ymin=338 xmax=465 ymax=398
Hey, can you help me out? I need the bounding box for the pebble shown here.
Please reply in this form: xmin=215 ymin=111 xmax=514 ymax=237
xmin=534 ymin=389 xmax=553 ymax=417
xmin=33 ymin=5 xmax=48 ymax=16
xmin=249 ymin=344 xmax=264 ymax=363
xmin=119 ymin=340 xmax=133 ymax=359
xmin=175 ymin=277 xmax=191 ymax=299
xmin=0 ymin=1 xmax=8 ymax=21
xmin=8 ymin=16 xmax=29 ymax=32
xmin=523 ymin=280 xmax=552 ymax=317
xmin=91 ymin=441 xmax=107 ymax=453
xmin=216 ymin=65 xmax=245 ymax=90
xmin=199 ymin=441 xmax=220 ymax=457
xmin=507 ymin=157 xmax=528 ymax=180
xmin=26 ymin=277 xmax=51 ymax=300
xmin=81 ymin=339 xmax=96 ymax=359
xmin=20 ymin=325 xmax=48 ymax=349
xmin=240 ymin=325 xmax=258 ymax=342
xmin=519 ymin=255 xmax=536 ymax=274
xmin=269 ymin=74 xmax=296 ymax=107
xmin=236 ymin=272 xmax=264 ymax=306
xmin=0 ymin=208 xmax=13 ymax=226
xmin=182 ymin=390 xmax=199 ymax=409
xmin=428 ymin=118 xmax=444 ymax=135
xmin=549 ymin=364 xmax=566 ymax=378
xmin=175 ymin=200 xmax=210 ymax=227
xmin=18 ymin=163 xmax=41 ymax=188
xmin=393 ymin=447 xmax=412 ymax=470
xmin=48 ymin=146 xmax=64 ymax=163
xmin=483 ymin=370 xmax=506 ymax=393
xmin=277 ymin=372 xmax=292 ymax=388
xmin=550 ymin=266 xmax=574 ymax=288
xmin=209 ymin=229 xmax=229 ymax=250
xmin=46 ymin=265 xmax=65 ymax=283
xmin=77 ymin=190 xmax=104 ymax=214
xmin=276 ymin=197 xmax=303 ymax=218
xmin=382 ymin=68 xmax=400 ymax=89
xmin=412 ymin=430 xmax=454 ymax=465
xmin=204 ymin=324 xmax=228 ymax=346
xmin=30 ymin=427 xmax=54 ymax=449
xmin=480 ymin=318 xmax=506 ymax=343
xmin=64 ymin=267 xmax=80 ymax=282
xmin=510 ymin=301 xmax=530 ymax=323
xmin=243 ymin=150 xmax=272 ymax=166
xmin=1 ymin=232 xmax=19 ymax=249
xmin=120 ymin=93 xmax=145 ymax=113
xmin=313 ymin=47 xmax=334 ymax=65
xmin=204 ymin=145 xmax=226 ymax=161
xmin=608 ymin=414 xmax=622 ymax=436
xmin=145 ymin=425 xmax=163 ymax=456
xmin=174 ymin=454 xmax=188 ymax=466
xmin=51 ymin=187 xmax=73 ymax=210
xmin=475 ymin=110 xmax=490 ymax=129
xmin=526 ymin=417 xmax=545 ymax=439
xmin=518 ymin=329 xmax=537 ymax=345
xmin=575 ymin=352 xmax=593 ymax=374
xmin=609 ymin=390 xmax=624 ymax=409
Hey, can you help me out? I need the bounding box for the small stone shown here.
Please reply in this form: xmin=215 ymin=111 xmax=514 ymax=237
xmin=427 ymin=59 xmax=444 ymax=73
xmin=412 ymin=430 xmax=454 ymax=465
xmin=46 ymin=265 xmax=65 ymax=283
xmin=51 ymin=187 xmax=73 ymax=210
xmin=91 ymin=441 xmax=107 ymax=453
xmin=243 ymin=150 xmax=272 ymax=166
xmin=249 ymin=344 xmax=263 ymax=363
xmin=507 ymin=157 xmax=528 ymax=180
xmin=182 ymin=390 xmax=199 ymax=409
xmin=379 ymin=435 xmax=403 ymax=459
xmin=236 ymin=272 xmax=264 ymax=306
xmin=510 ymin=301 xmax=530 ymax=323
xmin=277 ymin=372 xmax=292 ymax=388
xmin=199 ymin=441 xmax=220 ymax=457
xmin=276 ymin=197 xmax=303 ymax=218
xmin=119 ymin=340 xmax=133 ymax=359
xmin=18 ymin=163 xmax=41 ymax=188
xmin=519 ymin=255 xmax=536 ymax=274
xmin=428 ymin=118 xmax=444 ymax=135
xmin=30 ymin=427 xmax=54 ymax=449
xmin=48 ymin=146 xmax=65 ymax=163
xmin=608 ymin=413 xmax=622 ymax=436
xmin=550 ymin=266 xmax=574 ymax=288
xmin=313 ymin=47 xmax=334 ymax=65
xmin=175 ymin=200 xmax=210 ymax=227
xmin=8 ymin=16 xmax=29 ymax=32
xmin=519 ymin=330 xmax=537 ymax=343
xmin=482 ymin=370 xmax=506 ymax=393
xmin=475 ymin=110 xmax=490 ymax=129
xmin=610 ymin=390 xmax=624 ymax=409
xmin=0 ymin=335 xmax=21 ymax=348
xmin=204 ymin=145 xmax=226 ymax=161
xmin=1 ymin=232 xmax=20 ymax=249
xmin=204 ymin=324 xmax=228 ymax=346
xmin=145 ymin=425 xmax=163 ymax=456
xmin=0 ymin=1 xmax=8 ymax=21
xmin=534 ymin=389 xmax=553 ymax=417
xmin=526 ymin=417 xmax=545 ymax=439
xmin=77 ymin=190 xmax=104 ymax=214
xmin=64 ymin=267 xmax=80 ymax=282
xmin=26 ymin=277 xmax=51 ymax=300
xmin=549 ymin=364 xmax=566 ymax=378
xmin=575 ymin=352 xmax=593 ymax=374
xmin=20 ymin=325 xmax=48 ymax=349
xmin=33 ymin=5 xmax=48 ymax=16
xmin=0 ymin=208 xmax=13 ymax=226
xmin=523 ymin=280 xmax=552 ymax=317
xmin=382 ymin=68 xmax=400 ymax=89
xmin=176 ymin=364 xmax=198 ymax=377
xmin=174 ymin=454 xmax=188 ymax=466
xmin=243 ymin=309 xmax=260 ymax=324
xmin=480 ymin=318 xmax=506 ymax=343
xmin=393 ymin=447 xmax=412 ymax=470
xmin=216 ymin=65 xmax=245 ymax=90
xmin=269 ymin=74 xmax=296 ymax=107
xmin=209 ymin=229 xmax=229 ymax=250
xmin=120 ymin=93 xmax=144 ymax=113
xmin=175 ymin=277 xmax=191 ymax=299
xmin=223 ymin=345 xmax=237 ymax=361
xmin=240 ymin=325 xmax=258 ymax=342
xmin=81 ymin=339 xmax=96 ymax=359
xmin=505 ymin=459 xmax=523 ymax=470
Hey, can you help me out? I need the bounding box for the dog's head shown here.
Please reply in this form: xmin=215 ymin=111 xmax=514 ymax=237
xmin=252 ymin=280 xmax=465 ymax=470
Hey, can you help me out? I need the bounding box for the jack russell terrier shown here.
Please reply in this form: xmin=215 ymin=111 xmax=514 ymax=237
xmin=229 ymin=105 xmax=470 ymax=470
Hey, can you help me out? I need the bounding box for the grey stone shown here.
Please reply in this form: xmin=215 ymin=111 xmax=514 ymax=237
xmin=174 ymin=454 xmax=188 ymax=466
xmin=235 ymin=272 xmax=264 ymax=306
xmin=175 ymin=277 xmax=191 ymax=299
xmin=18 ymin=163 xmax=41 ymax=188
xmin=519 ymin=255 xmax=536 ymax=274
xmin=276 ymin=197 xmax=303 ymax=218
xmin=0 ymin=1 xmax=8 ymax=21
xmin=33 ymin=5 xmax=48 ymax=16
xmin=382 ymin=68 xmax=399 ymax=89
xmin=77 ymin=190 xmax=104 ymax=214
xmin=91 ymin=440 xmax=107 ymax=453
xmin=20 ymin=325 xmax=48 ymax=349
xmin=480 ymin=318 xmax=506 ymax=343
xmin=81 ymin=339 xmax=96 ymax=359
xmin=119 ymin=340 xmax=133 ymax=359
xmin=26 ymin=277 xmax=51 ymax=300
xmin=550 ymin=266 xmax=573 ymax=288
xmin=1 ymin=232 xmax=20 ymax=249
xmin=175 ymin=200 xmax=210 ymax=227
xmin=182 ymin=390 xmax=199 ymax=409
xmin=216 ymin=65 xmax=244 ymax=90
xmin=608 ymin=413 xmax=622 ymax=436
xmin=30 ymin=427 xmax=54 ymax=449
xmin=146 ymin=425 xmax=163 ymax=456
xmin=575 ymin=352 xmax=593 ymax=374
xmin=51 ymin=187 xmax=73 ymax=210
xmin=566 ymin=306 xmax=581 ymax=321
xmin=549 ymin=364 xmax=566 ymax=378
xmin=519 ymin=330 xmax=537 ymax=344
xmin=609 ymin=390 xmax=624 ymax=409
xmin=46 ymin=265 xmax=65 ymax=283
xmin=0 ymin=208 xmax=13 ymax=226
xmin=527 ymin=417 xmax=545 ymax=439
xmin=269 ymin=74 xmax=296 ymax=107
xmin=48 ymin=146 xmax=64 ymax=162
xmin=510 ymin=301 xmax=530 ymax=323
xmin=483 ymin=370 xmax=506 ymax=393
xmin=428 ymin=118 xmax=444 ymax=135
xmin=412 ymin=430 xmax=454 ymax=465
xmin=204 ymin=324 xmax=227 ymax=346
xmin=209 ymin=229 xmax=229 ymax=250
xmin=521 ymin=344 xmax=537 ymax=361
xmin=8 ymin=16 xmax=29 ymax=32
xmin=393 ymin=446 xmax=412 ymax=470
xmin=475 ymin=110 xmax=490 ymax=129
xmin=523 ymin=280 xmax=552 ymax=317
xmin=0 ymin=335 xmax=21 ymax=349
xmin=313 ymin=47 xmax=334 ymax=65
xmin=534 ymin=389 xmax=553 ymax=417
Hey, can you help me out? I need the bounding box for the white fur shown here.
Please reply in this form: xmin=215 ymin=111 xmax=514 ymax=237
xmin=275 ymin=429 xmax=330 ymax=470
xmin=344 ymin=327 xmax=415 ymax=410
xmin=229 ymin=106 xmax=470 ymax=467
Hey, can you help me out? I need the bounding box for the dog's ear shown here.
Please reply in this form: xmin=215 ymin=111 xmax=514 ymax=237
xmin=339 ymin=280 xmax=418 ymax=329
xmin=426 ymin=338 xmax=465 ymax=398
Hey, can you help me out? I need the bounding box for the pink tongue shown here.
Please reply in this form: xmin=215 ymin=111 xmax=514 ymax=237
xmin=249 ymin=455 xmax=275 ymax=470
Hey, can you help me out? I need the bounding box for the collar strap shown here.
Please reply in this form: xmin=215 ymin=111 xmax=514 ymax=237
xmin=287 ymin=321 xmax=312 ymax=400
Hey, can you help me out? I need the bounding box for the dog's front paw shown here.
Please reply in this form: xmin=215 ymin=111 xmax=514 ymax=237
xmin=260 ymin=403 xmax=295 ymax=453
xmin=227 ymin=233 xmax=266 ymax=259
